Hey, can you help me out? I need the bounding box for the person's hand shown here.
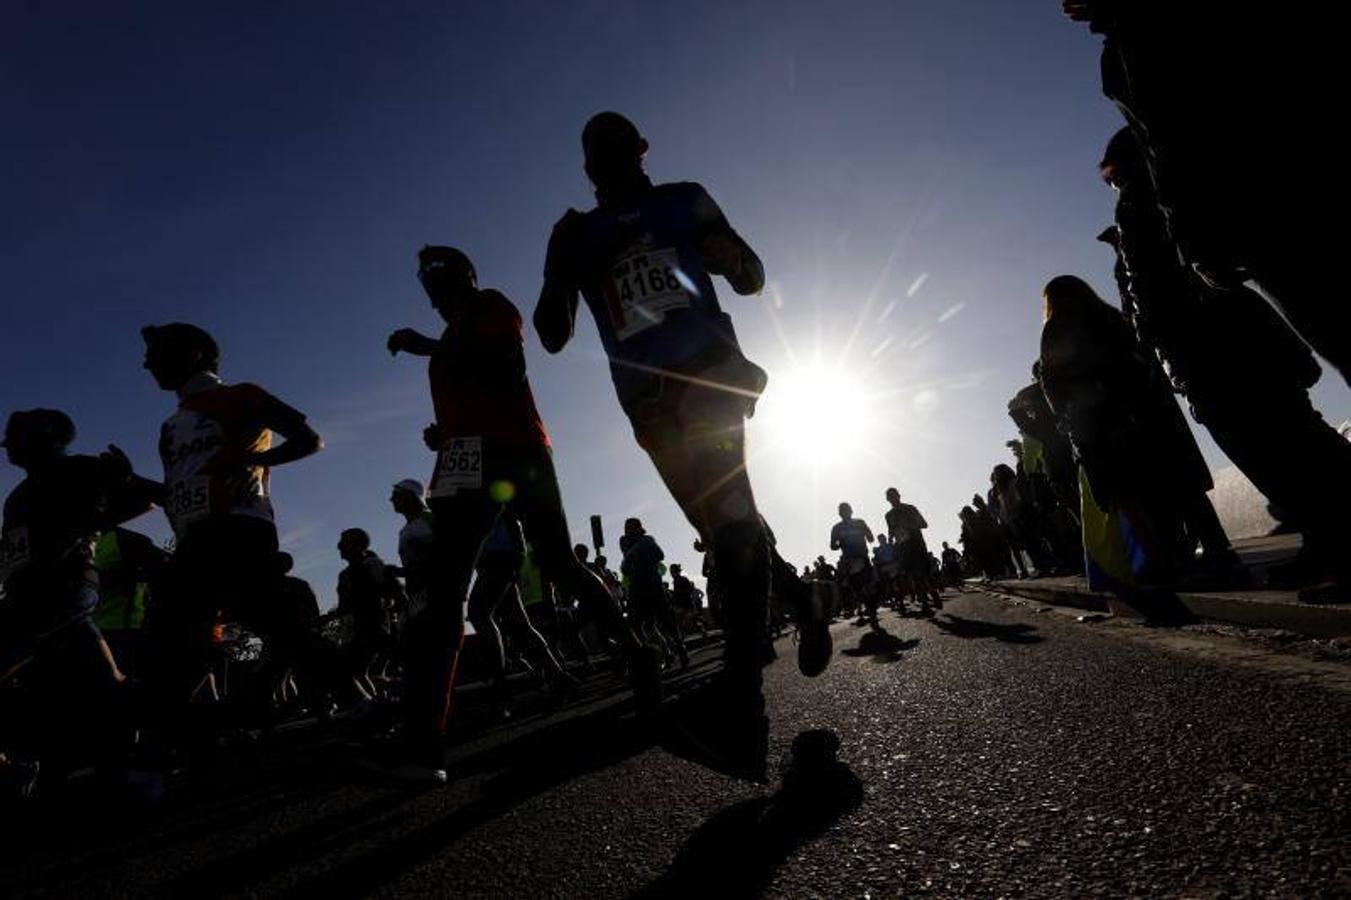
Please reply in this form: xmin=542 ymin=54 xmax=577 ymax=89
xmin=422 ymin=422 xmax=443 ymax=452
xmin=387 ymin=328 xmax=422 ymax=356
xmin=100 ymin=444 xmax=133 ymax=481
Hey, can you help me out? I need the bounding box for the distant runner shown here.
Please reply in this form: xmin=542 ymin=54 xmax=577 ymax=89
xmin=620 ymin=517 xmax=688 ymax=670
xmin=467 ymin=515 xmax=576 ymax=719
xmin=390 ymin=478 xmax=436 ymax=615
xmin=885 ymin=487 xmax=942 ymax=611
xmin=830 ymin=502 xmax=876 ymax=623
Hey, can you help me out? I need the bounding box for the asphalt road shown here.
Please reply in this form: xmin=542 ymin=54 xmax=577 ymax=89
xmin=4 ymin=590 xmax=1350 ymax=898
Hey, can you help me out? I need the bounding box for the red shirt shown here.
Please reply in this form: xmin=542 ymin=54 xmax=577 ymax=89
xmin=428 ymin=289 xmax=550 ymax=451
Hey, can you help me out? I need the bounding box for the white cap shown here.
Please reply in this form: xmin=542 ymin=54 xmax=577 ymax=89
xmin=393 ymin=478 xmax=425 ymax=498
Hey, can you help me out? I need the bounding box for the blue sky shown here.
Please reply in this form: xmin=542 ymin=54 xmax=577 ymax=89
xmin=5 ymin=2 xmax=1347 ymax=606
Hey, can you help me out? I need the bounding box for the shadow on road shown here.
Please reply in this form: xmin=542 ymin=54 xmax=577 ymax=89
xmin=634 ymin=729 xmax=863 ymax=899
xmin=932 ymin=613 xmax=1043 ymax=644
xmin=162 ymin=688 xmax=672 ymax=898
xmin=840 ymin=624 xmax=919 ymax=663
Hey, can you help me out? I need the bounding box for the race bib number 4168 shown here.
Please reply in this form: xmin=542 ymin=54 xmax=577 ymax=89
xmin=606 ymin=248 xmax=691 ymax=341
xmin=430 ymin=436 xmax=483 ymax=497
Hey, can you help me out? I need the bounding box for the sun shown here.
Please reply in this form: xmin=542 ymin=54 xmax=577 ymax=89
xmin=754 ymin=362 xmax=877 ymax=470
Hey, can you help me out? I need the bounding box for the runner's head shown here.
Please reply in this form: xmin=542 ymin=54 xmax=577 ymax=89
xmin=142 ymin=323 xmax=220 ymax=391
xmin=582 ymin=112 xmax=648 ymax=190
xmin=1099 ymin=127 xmax=1146 ymax=189
xmin=338 ymin=527 xmax=370 ymax=562
xmin=942 ymin=541 xmax=951 ymax=550
xmin=623 ymin=516 xmax=645 ymax=538
xmin=390 ymin=478 xmax=426 ymax=516
xmin=574 ymin=543 xmax=590 ymax=563
xmin=670 ymin=563 xmax=682 ymax=576
xmin=885 ymin=487 xmax=901 ymax=505
xmin=417 ymin=246 xmax=477 ymax=318
xmin=838 ymin=502 xmax=853 ymax=520
xmin=272 ymin=551 xmax=295 ymax=576
xmin=1042 ymin=274 xmax=1111 ymax=325
xmin=2 ymin=408 xmax=76 ymax=468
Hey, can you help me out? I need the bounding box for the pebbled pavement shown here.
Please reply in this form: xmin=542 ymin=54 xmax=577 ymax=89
xmin=3 ymin=591 xmax=1349 ymax=898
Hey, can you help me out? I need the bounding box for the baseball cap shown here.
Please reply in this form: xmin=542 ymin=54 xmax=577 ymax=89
xmin=393 ymin=478 xmax=425 ymax=498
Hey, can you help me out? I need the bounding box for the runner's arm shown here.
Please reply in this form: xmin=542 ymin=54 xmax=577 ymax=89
xmin=251 ymin=394 xmax=323 ymax=467
xmin=387 ymin=328 xmax=438 ymax=357
xmin=536 ymin=211 xmax=583 ymax=353
xmin=693 ymin=186 xmax=765 ymax=295
xmin=94 ymin=447 xmax=160 ymax=525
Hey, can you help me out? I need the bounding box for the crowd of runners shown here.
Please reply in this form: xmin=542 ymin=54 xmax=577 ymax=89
xmin=6 ymin=2 xmax=1351 ymax=813
xmin=0 ymin=112 xmax=833 ymax=799
xmin=802 ymin=492 xmax=957 ymax=628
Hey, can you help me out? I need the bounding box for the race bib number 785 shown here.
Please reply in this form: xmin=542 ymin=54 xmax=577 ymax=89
xmin=430 ymin=436 xmax=483 ymax=498
xmin=166 ymin=476 xmax=211 ymax=528
xmin=606 ymin=247 xmax=691 ymax=341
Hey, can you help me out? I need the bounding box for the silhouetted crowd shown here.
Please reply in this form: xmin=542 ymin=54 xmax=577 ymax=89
xmin=944 ymin=3 xmax=1351 ymax=597
xmin=4 ymin=4 xmax=1348 ymax=809
xmin=0 ymin=413 xmax=721 ymax=801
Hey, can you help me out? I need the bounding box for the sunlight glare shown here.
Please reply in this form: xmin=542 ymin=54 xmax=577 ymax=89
xmin=759 ymin=363 xmax=876 ymax=470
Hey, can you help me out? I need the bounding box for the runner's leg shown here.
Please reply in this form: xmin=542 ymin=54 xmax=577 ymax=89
xmin=512 ymin=449 xmax=641 ymax=656
xmin=467 ymin=565 xmax=514 ymax=705
xmin=403 ymin=494 xmax=498 ymax=763
xmin=632 ymin=384 xmax=768 ymax=713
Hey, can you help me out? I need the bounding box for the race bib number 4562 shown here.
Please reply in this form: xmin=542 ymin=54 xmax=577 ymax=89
xmin=430 ymin=436 xmax=483 ymax=497
xmin=606 ymin=248 xmax=691 ymax=341
xmin=0 ymin=526 xmax=31 ymax=582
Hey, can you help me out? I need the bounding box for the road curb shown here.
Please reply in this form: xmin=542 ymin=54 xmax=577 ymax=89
xmin=974 ymin=579 xmax=1351 ymax=639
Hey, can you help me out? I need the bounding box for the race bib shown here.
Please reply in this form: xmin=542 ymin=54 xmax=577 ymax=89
xmin=430 ymin=436 xmax=483 ymax=497
xmin=606 ymin=248 xmax=691 ymax=341
xmin=405 ymin=588 xmax=430 ymax=622
xmin=166 ymin=476 xmax=211 ymax=528
xmin=0 ymin=526 xmax=31 ymax=582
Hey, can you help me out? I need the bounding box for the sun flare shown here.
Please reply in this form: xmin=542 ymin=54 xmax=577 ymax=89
xmin=756 ymin=363 xmax=878 ymax=470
